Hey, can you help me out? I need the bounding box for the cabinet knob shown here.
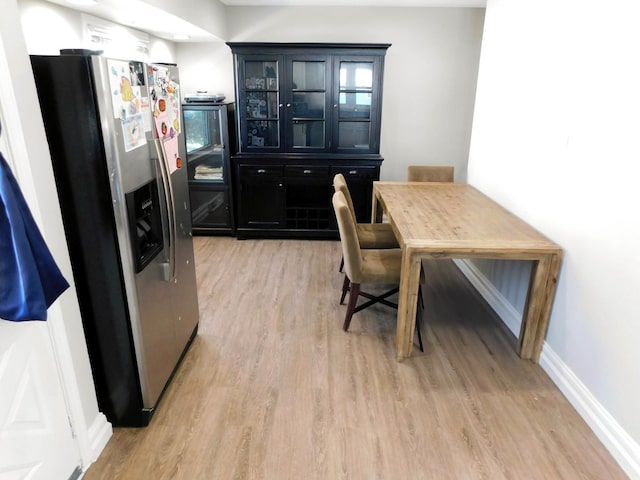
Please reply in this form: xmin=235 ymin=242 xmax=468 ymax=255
xmin=303 ymin=169 xmax=311 ymax=174
xmin=349 ymin=170 xmax=357 ymax=175
xmin=333 ymin=104 xmax=338 ymax=108
xmin=286 ymin=103 xmax=291 ymax=107
xmin=279 ymin=104 xmax=283 ymax=108
xmin=257 ymin=169 xmax=266 ymax=174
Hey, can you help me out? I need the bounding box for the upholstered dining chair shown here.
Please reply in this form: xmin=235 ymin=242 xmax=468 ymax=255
xmin=333 ymin=190 xmax=424 ymax=351
xmin=407 ymin=165 xmax=454 ymax=183
xmin=333 ymin=173 xmax=398 ymax=272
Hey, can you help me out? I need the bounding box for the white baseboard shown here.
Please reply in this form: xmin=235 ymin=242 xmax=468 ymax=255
xmin=453 ymin=259 xmax=640 ymax=480
xmin=540 ymin=346 xmax=640 ymax=479
xmin=86 ymin=412 xmax=112 ymax=462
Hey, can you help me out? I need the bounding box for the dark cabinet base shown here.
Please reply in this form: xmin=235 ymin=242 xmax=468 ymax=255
xmin=233 ymin=155 xmax=381 ymax=239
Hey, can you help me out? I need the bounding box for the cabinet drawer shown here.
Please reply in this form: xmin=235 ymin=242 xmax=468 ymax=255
xmin=330 ymin=166 xmax=377 ymax=179
xmin=239 ymin=165 xmax=283 ymax=177
xmin=285 ymin=165 xmax=329 ymax=177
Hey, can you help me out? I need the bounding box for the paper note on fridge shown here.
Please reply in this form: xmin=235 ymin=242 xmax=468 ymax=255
xmin=121 ymin=114 xmax=146 ymax=152
xmin=163 ymin=135 xmax=180 ymax=174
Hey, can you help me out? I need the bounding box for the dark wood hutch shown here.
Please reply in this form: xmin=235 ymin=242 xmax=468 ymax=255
xmin=227 ymin=42 xmax=390 ymax=239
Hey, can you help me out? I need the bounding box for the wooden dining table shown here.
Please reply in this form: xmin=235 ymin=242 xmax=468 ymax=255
xmin=371 ymin=182 xmax=563 ymax=362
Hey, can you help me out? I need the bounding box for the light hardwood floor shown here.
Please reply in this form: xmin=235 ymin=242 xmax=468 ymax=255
xmin=84 ymin=236 xmax=627 ymax=479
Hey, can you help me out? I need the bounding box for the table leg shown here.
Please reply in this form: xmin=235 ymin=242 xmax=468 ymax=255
xmin=532 ymin=253 xmax=562 ymax=359
xmin=396 ymin=247 xmax=422 ymax=361
xmin=518 ymin=253 xmax=562 ymax=361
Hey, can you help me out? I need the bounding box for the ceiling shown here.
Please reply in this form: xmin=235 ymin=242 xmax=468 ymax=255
xmin=45 ymin=0 xmax=486 ymax=43
xmin=45 ymin=0 xmax=217 ymax=41
xmin=219 ymin=0 xmax=486 ymax=5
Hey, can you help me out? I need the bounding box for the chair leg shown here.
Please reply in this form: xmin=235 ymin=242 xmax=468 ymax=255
xmin=340 ymin=275 xmax=350 ymax=304
xmin=343 ymin=283 xmax=360 ymax=331
xmin=416 ymin=286 xmax=424 ymax=352
xmin=339 ymin=256 xmax=344 ymax=273
xmin=416 ymin=323 xmax=424 ymax=353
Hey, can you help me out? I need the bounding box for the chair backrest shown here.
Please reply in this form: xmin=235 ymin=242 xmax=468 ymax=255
xmin=332 ymin=173 xmax=358 ymax=223
xmin=407 ymin=165 xmax=454 ymax=182
xmin=332 ymin=190 xmax=363 ymax=283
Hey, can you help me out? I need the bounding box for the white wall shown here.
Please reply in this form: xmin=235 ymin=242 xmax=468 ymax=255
xmin=19 ymin=0 xmax=177 ymax=63
xmin=176 ymin=41 xmax=234 ymax=101
xmin=468 ymin=0 xmax=640 ymax=475
xmin=182 ymin=6 xmax=484 ymax=182
xmin=19 ymin=0 xmax=83 ymax=53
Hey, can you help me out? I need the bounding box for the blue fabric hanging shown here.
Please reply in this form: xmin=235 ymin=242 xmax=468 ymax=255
xmin=0 ymin=119 xmax=69 ymax=321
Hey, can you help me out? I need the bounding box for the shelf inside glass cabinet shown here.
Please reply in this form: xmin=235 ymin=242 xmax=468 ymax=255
xmin=184 ymin=107 xmax=225 ymax=182
xmin=190 ymin=151 xmax=224 ymax=182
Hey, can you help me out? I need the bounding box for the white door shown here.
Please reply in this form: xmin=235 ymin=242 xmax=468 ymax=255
xmin=0 ymin=33 xmax=81 ymax=479
xmin=0 ymin=321 xmax=81 ymax=480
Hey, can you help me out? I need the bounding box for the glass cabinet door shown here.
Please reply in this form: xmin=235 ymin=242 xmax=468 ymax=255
xmin=189 ymin=187 xmax=230 ymax=228
xmin=334 ymin=57 xmax=380 ymax=153
xmin=231 ymin=46 xmax=387 ymax=156
xmin=184 ymin=106 xmax=225 ymax=182
xmin=240 ymin=57 xmax=282 ymax=151
xmin=287 ymin=56 xmax=331 ymax=151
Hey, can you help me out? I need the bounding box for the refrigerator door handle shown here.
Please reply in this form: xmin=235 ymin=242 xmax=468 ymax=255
xmin=154 ymin=138 xmax=177 ymax=282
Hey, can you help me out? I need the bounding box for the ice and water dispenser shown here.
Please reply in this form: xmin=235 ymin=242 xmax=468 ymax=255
xmin=126 ymin=180 xmax=163 ymax=273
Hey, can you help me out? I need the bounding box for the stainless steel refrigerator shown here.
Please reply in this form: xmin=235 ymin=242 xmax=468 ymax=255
xmin=30 ymin=51 xmax=199 ymax=426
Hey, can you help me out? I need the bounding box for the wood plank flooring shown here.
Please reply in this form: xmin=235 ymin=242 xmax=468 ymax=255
xmin=83 ymin=237 xmax=627 ymax=479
